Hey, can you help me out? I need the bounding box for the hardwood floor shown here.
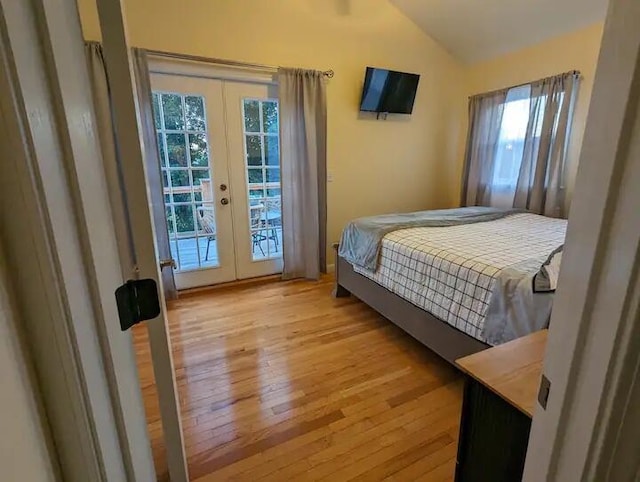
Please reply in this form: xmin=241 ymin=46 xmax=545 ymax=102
xmin=133 ymin=275 xmax=462 ymax=481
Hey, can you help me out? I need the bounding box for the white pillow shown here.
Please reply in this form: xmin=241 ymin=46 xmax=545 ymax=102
xmin=533 ymin=246 xmax=563 ymax=293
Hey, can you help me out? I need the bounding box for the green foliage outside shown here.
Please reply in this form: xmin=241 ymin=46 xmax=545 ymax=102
xmin=154 ymin=94 xmax=280 ymax=237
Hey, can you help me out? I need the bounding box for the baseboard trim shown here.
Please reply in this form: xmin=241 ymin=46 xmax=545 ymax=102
xmin=175 ymin=273 xmax=283 ymax=300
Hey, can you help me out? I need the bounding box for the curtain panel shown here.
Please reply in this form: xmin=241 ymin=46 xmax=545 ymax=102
xmin=514 ymin=73 xmax=579 ymax=217
xmin=461 ymin=90 xmax=508 ymax=207
xmin=461 ymin=71 xmax=579 ymax=218
xmin=85 ymin=43 xmax=177 ymax=299
xmin=278 ymin=68 xmax=328 ymax=280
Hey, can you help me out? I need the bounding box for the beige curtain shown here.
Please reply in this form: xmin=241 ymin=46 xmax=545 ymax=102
xmin=278 ymin=68 xmax=328 ymax=280
xmin=514 ymin=73 xmax=579 ymax=217
xmin=85 ymin=43 xmax=177 ymax=299
xmin=461 ymin=90 xmax=509 ymax=207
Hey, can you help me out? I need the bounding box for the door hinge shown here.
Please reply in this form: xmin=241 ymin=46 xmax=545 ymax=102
xmin=115 ymin=279 xmax=161 ymax=331
xmin=538 ymin=374 xmax=551 ymax=410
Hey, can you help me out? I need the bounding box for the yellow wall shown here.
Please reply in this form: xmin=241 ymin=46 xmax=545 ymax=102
xmin=77 ymin=0 xmax=467 ymax=262
xmin=77 ymin=1 xmax=604 ymax=260
xmin=463 ymin=23 xmax=604 ymax=211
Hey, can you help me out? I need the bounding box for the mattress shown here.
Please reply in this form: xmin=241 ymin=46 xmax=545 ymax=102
xmin=353 ymin=213 xmax=567 ymax=343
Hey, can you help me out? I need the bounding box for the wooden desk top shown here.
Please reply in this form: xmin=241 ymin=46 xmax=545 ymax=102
xmin=456 ymin=330 xmax=547 ymax=418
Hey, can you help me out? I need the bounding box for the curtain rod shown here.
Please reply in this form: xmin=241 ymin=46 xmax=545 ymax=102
xmin=146 ymin=48 xmax=335 ymax=78
xmin=469 ymin=70 xmax=581 ymax=99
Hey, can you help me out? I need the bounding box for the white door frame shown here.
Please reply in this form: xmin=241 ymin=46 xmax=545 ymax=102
xmin=148 ymin=56 xmax=278 ymax=85
xmin=0 ymin=244 xmax=59 ymax=481
xmin=4 ymin=0 xmax=640 ymax=480
xmin=0 ymin=0 xmax=154 ymax=480
xmin=524 ymin=0 xmax=640 ymax=480
xmin=150 ymin=59 xmax=284 ymax=282
xmin=94 ymin=0 xmax=189 ymax=480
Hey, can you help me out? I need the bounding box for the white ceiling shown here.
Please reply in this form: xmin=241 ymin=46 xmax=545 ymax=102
xmin=390 ymin=0 xmax=608 ymax=64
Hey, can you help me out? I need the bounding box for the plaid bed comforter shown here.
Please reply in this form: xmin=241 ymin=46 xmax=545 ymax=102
xmin=353 ymin=213 xmax=567 ymax=343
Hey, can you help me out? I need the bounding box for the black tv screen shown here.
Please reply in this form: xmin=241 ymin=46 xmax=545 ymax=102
xmin=359 ymin=67 xmax=420 ymax=114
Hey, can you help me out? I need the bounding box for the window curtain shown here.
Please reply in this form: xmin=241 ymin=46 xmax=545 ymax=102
xmin=278 ymin=68 xmax=328 ymax=280
xmin=85 ymin=43 xmax=177 ymax=299
xmin=461 ymin=72 xmax=579 ymax=218
xmin=461 ymin=90 xmax=508 ymax=207
xmin=488 ymin=85 xmax=532 ymax=209
xmin=513 ymin=73 xmax=579 ymax=217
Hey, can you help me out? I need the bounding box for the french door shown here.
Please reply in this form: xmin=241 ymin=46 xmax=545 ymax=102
xmin=225 ymin=82 xmax=284 ymax=279
xmin=151 ymin=74 xmax=283 ymax=289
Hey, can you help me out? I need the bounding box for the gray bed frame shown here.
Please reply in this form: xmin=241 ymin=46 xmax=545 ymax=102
xmin=333 ymin=245 xmax=489 ymax=365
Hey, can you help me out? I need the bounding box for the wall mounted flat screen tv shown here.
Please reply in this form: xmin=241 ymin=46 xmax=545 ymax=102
xmin=359 ymin=67 xmax=420 ymax=114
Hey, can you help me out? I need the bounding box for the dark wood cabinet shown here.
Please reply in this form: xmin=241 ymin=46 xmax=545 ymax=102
xmin=455 ymin=378 xmax=532 ymax=481
xmin=454 ymin=330 xmax=547 ymax=482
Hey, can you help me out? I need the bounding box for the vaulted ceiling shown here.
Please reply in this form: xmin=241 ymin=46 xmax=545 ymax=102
xmin=390 ymin=0 xmax=608 ymax=64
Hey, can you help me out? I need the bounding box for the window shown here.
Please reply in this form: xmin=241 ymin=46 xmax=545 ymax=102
xmin=153 ymin=91 xmax=217 ymax=271
xmin=464 ymin=73 xmax=578 ymax=214
xmin=493 ymin=86 xmax=533 ymax=189
xmin=493 ymin=86 xmax=566 ymax=190
xmin=242 ymin=98 xmax=282 ymax=261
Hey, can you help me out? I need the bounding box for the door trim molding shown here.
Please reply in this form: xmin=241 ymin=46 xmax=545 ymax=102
xmin=524 ymin=0 xmax=640 ymax=479
xmin=0 ymin=0 xmax=154 ymax=480
xmin=149 ymin=56 xmax=278 ymax=85
xmin=95 ymin=0 xmax=189 ymax=480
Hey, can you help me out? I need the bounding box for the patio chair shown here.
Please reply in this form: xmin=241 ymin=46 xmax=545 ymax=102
xmin=249 ymin=204 xmax=267 ymax=256
xmin=197 ymin=205 xmax=216 ymax=261
xmin=200 ymin=179 xmax=214 ymax=203
xmin=264 ymin=198 xmax=282 ymax=251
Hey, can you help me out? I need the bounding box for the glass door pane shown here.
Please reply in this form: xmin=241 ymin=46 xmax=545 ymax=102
xmin=153 ymin=91 xmax=219 ymax=272
xmin=242 ymin=99 xmax=282 ymax=261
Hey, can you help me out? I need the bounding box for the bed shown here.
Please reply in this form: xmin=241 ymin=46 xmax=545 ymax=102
xmin=334 ymin=208 xmax=567 ymax=364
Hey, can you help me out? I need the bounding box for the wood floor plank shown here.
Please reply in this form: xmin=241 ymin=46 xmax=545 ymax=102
xmin=133 ymin=275 xmax=461 ymax=481
xmin=352 ymin=433 xmax=453 ymax=481
xmin=297 ymin=396 xmax=461 ymax=481
xmin=386 ymin=440 xmax=459 ymax=481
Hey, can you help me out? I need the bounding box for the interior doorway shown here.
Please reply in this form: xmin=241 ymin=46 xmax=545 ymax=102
xmin=151 ymin=72 xmax=284 ymax=289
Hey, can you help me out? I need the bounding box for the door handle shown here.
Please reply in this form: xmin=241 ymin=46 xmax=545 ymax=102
xmin=220 ymin=183 xmax=228 ymax=191
xmin=221 ymin=197 xmax=230 ymax=205
xmin=159 ymin=258 xmax=176 ymax=270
